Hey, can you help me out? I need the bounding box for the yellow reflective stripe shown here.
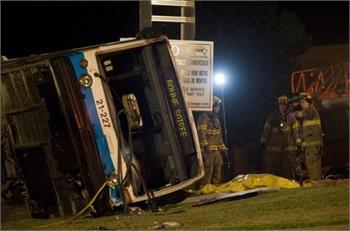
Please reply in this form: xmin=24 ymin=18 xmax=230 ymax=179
xmin=303 ymin=120 xmax=321 ymax=127
xmin=302 ymin=140 xmax=322 ymax=147
xmin=198 ymin=125 xmax=207 ymax=130
xmin=201 ymin=140 xmax=209 ymax=146
xmin=208 ymin=145 xmax=219 ymax=148
xmin=266 ymin=146 xmax=282 ymax=152
xmin=206 ymin=129 xmax=221 ymax=135
xmin=208 ymin=145 xmax=220 ymax=151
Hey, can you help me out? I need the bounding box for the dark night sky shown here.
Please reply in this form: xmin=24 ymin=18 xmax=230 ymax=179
xmin=1 ymin=1 xmax=349 ymax=58
xmin=276 ymin=1 xmax=349 ymax=45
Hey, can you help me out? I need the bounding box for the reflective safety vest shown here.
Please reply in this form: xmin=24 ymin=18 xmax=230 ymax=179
xmin=197 ymin=112 xmax=226 ymax=152
xmin=261 ymin=111 xmax=301 ymax=153
xmin=297 ymin=105 xmax=323 ymax=148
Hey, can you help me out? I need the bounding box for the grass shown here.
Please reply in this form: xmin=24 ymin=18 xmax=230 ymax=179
xmin=2 ymin=185 xmax=349 ymax=230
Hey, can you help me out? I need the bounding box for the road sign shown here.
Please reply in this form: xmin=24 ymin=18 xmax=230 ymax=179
xmin=170 ymin=40 xmax=214 ymax=111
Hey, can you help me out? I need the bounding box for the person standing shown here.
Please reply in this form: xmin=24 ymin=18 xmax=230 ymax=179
xmin=197 ymin=96 xmax=228 ymax=186
xmin=286 ymin=93 xmax=307 ymax=181
xmin=260 ymin=95 xmax=302 ymax=178
xmin=292 ymin=92 xmax=323 ymax=180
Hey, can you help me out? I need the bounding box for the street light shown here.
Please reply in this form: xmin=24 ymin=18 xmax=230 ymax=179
xmin=215 ymin=72 xmax=231 ymax=181
xmin=215 ymin=73 xmax=226 ymax=86
xmin=214 ymin=73 xmax=228 ymax=146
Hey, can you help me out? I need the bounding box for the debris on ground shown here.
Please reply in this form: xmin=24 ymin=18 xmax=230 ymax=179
xmin=194 ymin=187 xmax=280 ymax=206
xmin=89 ymin=225 xmax=112 ymax=230
xmin=162 ymin=221 xmax=181 ymax=229
xmin=149 ymin=221 xmax=181 ymax=229
xmin=129 ymin=206 xmax=144 ymax=215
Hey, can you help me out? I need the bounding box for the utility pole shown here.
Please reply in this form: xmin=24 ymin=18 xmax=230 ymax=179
xmin=220 ymin=86 xmax=228 ymax=146
xmin=139 ymin=0 xmax=196 ymax=40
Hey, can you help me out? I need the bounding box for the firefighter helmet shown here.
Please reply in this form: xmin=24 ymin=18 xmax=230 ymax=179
xmin=277 ymin=95 xmax=288 ymax=105
xmin=299 ymin=92 xmax=312 ymax=100
xmin=289 ymin=92 xmax=301 ymax=104
xmin=213 ymin=96 xmax=222 ymax=106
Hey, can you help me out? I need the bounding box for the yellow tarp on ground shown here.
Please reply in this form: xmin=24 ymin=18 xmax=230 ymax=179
xmin=197 ymin=174 xmax=300 ymax=195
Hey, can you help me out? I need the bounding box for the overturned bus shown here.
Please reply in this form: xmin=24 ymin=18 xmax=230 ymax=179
xmin=1 ymin=36 xmax=204 ymax=218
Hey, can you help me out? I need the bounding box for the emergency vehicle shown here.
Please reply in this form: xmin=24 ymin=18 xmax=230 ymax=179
xmin=1 ymin=37 xmax=204 ymax=217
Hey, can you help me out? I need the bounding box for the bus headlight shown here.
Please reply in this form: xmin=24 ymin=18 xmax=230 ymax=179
xmin=79 ymin=74 xmax=93 ymax=88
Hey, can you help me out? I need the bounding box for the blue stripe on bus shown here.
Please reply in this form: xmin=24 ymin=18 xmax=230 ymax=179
xmin=68 ymin=53 xmax=115 ymax=176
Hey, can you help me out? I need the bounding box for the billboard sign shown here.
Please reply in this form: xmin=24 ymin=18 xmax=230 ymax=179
xmin=170 ymin=40 xmax=214 ymax=111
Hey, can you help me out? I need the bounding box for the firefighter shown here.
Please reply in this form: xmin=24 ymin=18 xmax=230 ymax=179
xmin=287 ymin=93 xmax=307 ymax=181
xmin=292 ymin=92 xmax=323 ymax=180
xmin=197 ymin=96 xmax=228 ymax=185
xmin=260 ymin=95 xmax=302 ymax=179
